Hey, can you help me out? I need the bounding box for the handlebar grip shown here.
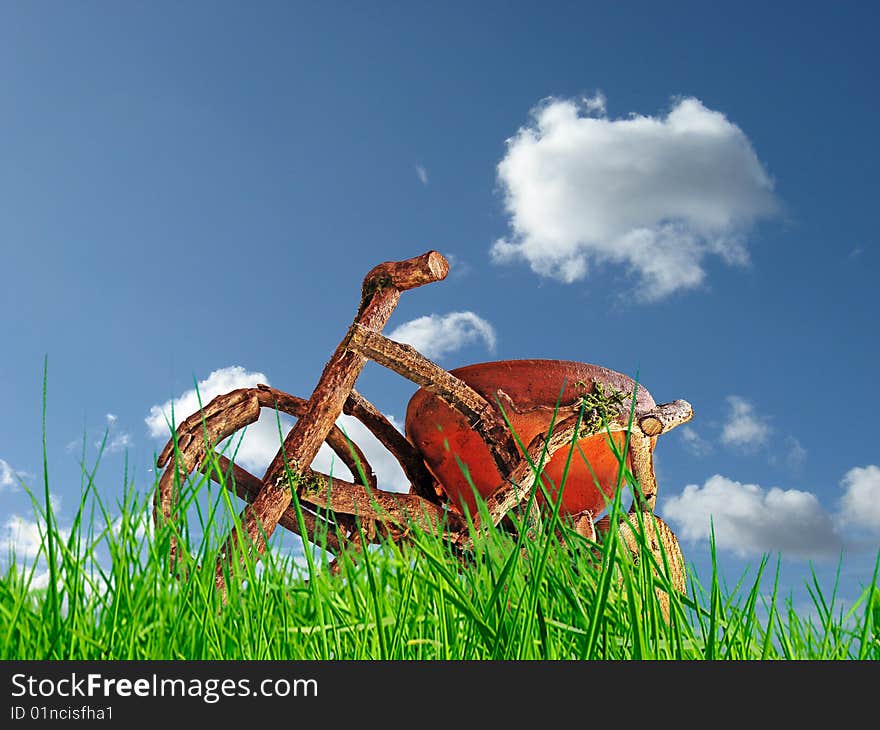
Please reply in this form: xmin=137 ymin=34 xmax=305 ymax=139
xmin=362 ymin=250 xmax=449 ymax=296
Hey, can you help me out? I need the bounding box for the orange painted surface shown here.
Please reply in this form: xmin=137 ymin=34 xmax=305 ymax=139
xmin=405 ymin=360 xmax=656 ymax=517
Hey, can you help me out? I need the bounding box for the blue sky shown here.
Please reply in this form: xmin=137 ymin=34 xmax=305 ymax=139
xmin=2 ymin=1 xmax=878 ymax=610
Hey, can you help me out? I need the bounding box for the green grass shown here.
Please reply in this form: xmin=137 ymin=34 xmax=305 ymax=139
xmin=1 ymin=370 xmax=878 ymax=660
xmin=1 ymin=462 xmax=878 ymax=660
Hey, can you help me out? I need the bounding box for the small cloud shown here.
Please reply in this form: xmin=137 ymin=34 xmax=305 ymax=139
xmin=847 ymin=248 xmax=863 ymax=259
xmin=146 ymin=365 xmax=276 ymax=473
xmin=96 ymin=413 xmax=132 ymax=454
xmin=387 ymin=311 xmax=497 ymax=360
xmin=146 ymin=366 xmax=269 ymax=439
xmin=662 ymin=474 xmax=840 ymax=559
xmin=0 ymin=515 xmax=70 ymax=560
xmin=492 ymin=94 xmax=778 ymax=300
xmin=106 ymin=433 xmax=133 ymax=454
xmin=443 ymin=252 xmax=472 ymax=279
xmin=721 ymin=395 xmax=771 ymax=450
xmin=29 ymin=570 xmax=52 ymax=591
xmin=581 ymin=90 xmax=607 ymax=116
xmin=416 ymin=164 xmax=429 ymax=186
xmin=838 ymin=465 xmax=880 ymax=534
xmin=679 ymin=426 xmax=712 ymax=456
xmin=1 ymin=459 xmax=20 ymax=491
xmin=0 ymin=459 xmax=32 ymax=492
xmin=784 ymin=437 xmax=807 ymax=469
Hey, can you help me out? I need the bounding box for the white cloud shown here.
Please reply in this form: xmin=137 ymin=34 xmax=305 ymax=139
xmin=221 ymin=417 xmax=293 ymax=474
xmin=29 ymin=569 xmax=52 ymax=591
xmin=721 ymin=395 xmax=770 ymax=449
xmin=416 ymin=164 xmax=429 ymax=186
xmin=147 ymin=366 xmax=292 ymax=474
xmin=98 ymin=413 xmax=133 ymax=454
xmin=0 ymin=516 xmax=44 ymax=559
xmin=146 ymin=365 xmax=409 ymax=492
xmin=838 ymin=465 xmax=880 ymax=533
xmin=0 ymin=515 xmax=70 ymax=560
xmin=679 ymin=426 xmax=712 ymax=456
xmin=492 ymin=95 xmax=778 ymax=299
xmin=146 ymin=366 xmax=269 ymax=438
xmin=1 ymin=459 xmax=22 ymax=491
xmin=785 ymin=437 xmax=807 ymax=469
xmin=106 ymin=433 xmax=133 ymax=453
xmin=443 ymin=252 xmax=472 ymax=279
xmin=387 ymin=311 xmax=497 ymax=360
xmin=581 ymin=90 xmax=607 ymax=116
xmin=662 ymin=474 xmax=840 ymax=559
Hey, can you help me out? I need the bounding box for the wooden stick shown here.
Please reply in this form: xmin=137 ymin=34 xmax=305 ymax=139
xmin=201 ymin=455 xmax=346 ymax=554
xmin=628 ymin=434 xmax=658 ymax=512
xmin=154 ymin=389 xmax=263 ymax=567
xmin=479 ymin=412 xmax=593 ymax=530
xmin=466 ymin=399 xmax=692 ymax=527
xmin=360 ymin=253 xmax=450 ymax=304
xmin=346 ymin=324 xmax=519 ymax=474
xmin=470 ymin=400 xmax=692 ymax=524
xmin=155 ymin=378 xmax=446 ymax=577
xmin=462 ymin=396 xmax=682 ymax=544
xmin=215 ymin=251 xmax=449 ymax=592
xmin=255 ymin=385 xmax=377 ymax=490
xmin=343 ymin=389 xmax=440 ymax=503
xmin=615 ymin=512 xmax=686 ymax=622
xmin=631 ymin=400 xmax=692 ymax=512
xmin=156 ymin=389 xmax=262 ymax=470
xmin=298 ymin=472 xmax=463 ymax=536
xmin=154 ymin=385 xmax=379 ymax=539
xmin=637 ymin=400 xmax=693 ymax=437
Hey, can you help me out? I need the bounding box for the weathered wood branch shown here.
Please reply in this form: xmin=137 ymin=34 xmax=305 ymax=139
xmin=154 ymin=388 xmax=262 ymax=567
xmin=156 ymin=388 xmax=262 ymax=470
xmin=573 ymin=509 xmax=597 ymax=542
xmin=201 ymin=455 xmax=346 ymax=554
xmin=348 ymin=325 xmax=487 ymax=419
xmin=629 ymin=400 xmax=693 ymax=511
xmin=216 ymin=251 xmax=449 ymax=592
xmin=494 ymin=395 xmax=693 ymax=441
xmin=343 ymin=388 xmax=440 ymax=503
xmin=637 ymin=400 xmax=693 ymax=437
xmin=154 ymin=384 xmax=380 ymax=543
xmin=460 ymin=399 xmax=691 ymax=527
xmin=595 ymin=513 xmax=685 ymax=622
xmin=361 ymin=250 xmax=450 ymax=302
xmin=346 ymin=324 xmax=519 ymax=474
xmin=628 ymin=434 xmax=658 ymax=512
xmin=478 ymin=412 xmax=597 ymax=530
xmin=153 ymin=377 xmax=447 ymax=579
xmin=299 ymin=472 xmax=463 ymax=536
xmin=255 ymin=385 xmax=377 ymax=490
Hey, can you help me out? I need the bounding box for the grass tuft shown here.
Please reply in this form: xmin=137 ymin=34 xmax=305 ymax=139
xmin=1 ymin=379 xmax=877 ymax=660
